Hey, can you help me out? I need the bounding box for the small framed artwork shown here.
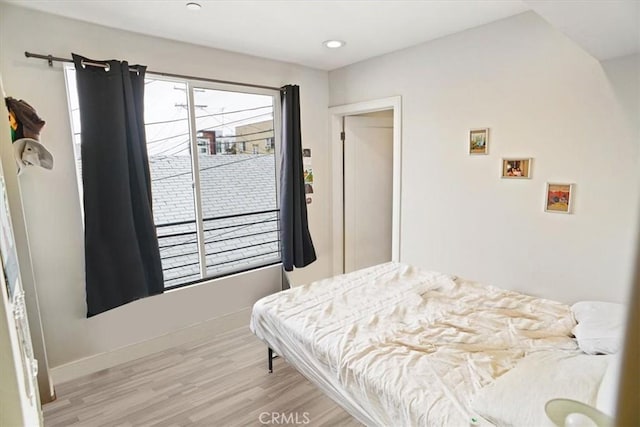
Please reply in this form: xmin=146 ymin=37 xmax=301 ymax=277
xmin=545 ymin=183 xmax=574 ymax=214
xmin=303 ymin=167 xmax=313 ymax=184
xmin=501 ymin=158 xmax=532 ymax=179
xmin=469 ymin=128 xmax=489 ymax=155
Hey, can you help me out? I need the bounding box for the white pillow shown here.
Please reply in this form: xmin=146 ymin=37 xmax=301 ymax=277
xmin=471 ymin=351 xmax=609 ymax=427
xmin=596 ymin=352 xmax=621 ymax=416
xmin=571 ymin=301 xmax=625 ymax=354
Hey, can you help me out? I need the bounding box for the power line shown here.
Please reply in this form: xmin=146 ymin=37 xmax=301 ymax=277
xmin=179 ymin=120 xmax=273 ymax=140
xmin=145 ymin=104 xmax=272 ymax=126
xmin=200 ymin=105 xmax=272 ymax=136
xmin=220 ymin=111 xmax=274 ymax=135
xmin=199 ymin=112 xmax=275 ymax=136
xmin=149 ymin=138 xmax=190 ymax=156
xmin=147 ymin=132 xmax=192 ymax=145
xmin=146 ymin=112 xmax=273 ymax=144
xmin=216 ymin=129 xmax=273 ymax=139
xmin=72 ymin=108 xmax=272 ymax=143
xmin=145 ymin=111 xmax=187 ymax=142
xmin=218 ymin=135 xmax=276 ymax=146
xmin=159 ymin=144 xmax=190 ymax=157
xmin=156 ymin=140 xmax=270 ymax=165
xmin=148 ymin=132 xmax=273 ymax=158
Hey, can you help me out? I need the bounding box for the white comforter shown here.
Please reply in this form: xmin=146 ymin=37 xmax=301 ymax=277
xmin=250 ymin=262 xmax=578 ymax=426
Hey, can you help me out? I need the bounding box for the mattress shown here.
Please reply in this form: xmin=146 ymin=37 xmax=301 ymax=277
xmin=250 ymin=262 xmax=578 ymax=426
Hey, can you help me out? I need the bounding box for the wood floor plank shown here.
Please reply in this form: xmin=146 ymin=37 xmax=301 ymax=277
xmin=43 ymin=326 xmax=361 ymax=427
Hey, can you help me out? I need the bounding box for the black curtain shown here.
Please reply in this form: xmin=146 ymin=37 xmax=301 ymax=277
xmin=73 ymin=54 xmax=164 ymax=316
xmin=280 ymin=85 xmax=316 ymax=272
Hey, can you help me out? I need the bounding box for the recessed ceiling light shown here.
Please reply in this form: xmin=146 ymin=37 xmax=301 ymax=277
xmin=186 ymin=2 xmax=202 ymax=10
xmin=323 ymin=40 xmax=345 ymax=49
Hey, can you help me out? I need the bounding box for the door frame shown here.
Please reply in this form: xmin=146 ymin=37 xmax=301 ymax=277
xmin=329 ymin=96 xmax=402 ymax=275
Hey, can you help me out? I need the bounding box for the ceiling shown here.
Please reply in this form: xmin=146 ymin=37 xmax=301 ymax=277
xmin=3 ymin=0 xmax=639 ymax=70
xmin=525 ymin=0 xmax=639 ymax=61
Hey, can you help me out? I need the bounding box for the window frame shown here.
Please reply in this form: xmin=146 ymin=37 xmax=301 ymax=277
xmin=64 ymin=68 xmax=283 ymax=290
xmin=183 ymin=80 xmax=282 ymax=288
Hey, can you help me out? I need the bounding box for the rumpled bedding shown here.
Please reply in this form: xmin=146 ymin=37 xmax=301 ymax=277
xmin=250 ymin=262 xmax=578 ymax=426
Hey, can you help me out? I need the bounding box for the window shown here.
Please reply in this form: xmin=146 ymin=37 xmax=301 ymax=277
xmin=64 ymin=69 xmax=281 ymax=289
xmin=265 ymin=137 xmax=274 ymax=150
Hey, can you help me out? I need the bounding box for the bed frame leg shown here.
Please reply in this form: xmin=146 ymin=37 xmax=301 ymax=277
xmin=268 ymin=347 xmax=274 ymax=373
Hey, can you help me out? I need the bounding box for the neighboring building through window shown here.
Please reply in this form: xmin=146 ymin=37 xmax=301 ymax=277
xmin=236 ymin=119 xmax=275 ymax=154
xmin=64 ymin=68 xmax=281 ymax=289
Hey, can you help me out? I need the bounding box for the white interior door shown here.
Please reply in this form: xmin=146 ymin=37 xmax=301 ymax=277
xmin=343 ymin=114 xmax=393 ymax=273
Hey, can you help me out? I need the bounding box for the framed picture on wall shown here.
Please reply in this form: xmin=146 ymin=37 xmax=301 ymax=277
xmin=469 ymin=128 xmax=489 ymax=155
xmin=545 ymin=183 xmax=574 ymax=214
xmin=501 ymin=158 xmax=532 ymax=179
xmin=304 ymin=167 xmax=313 ymax=184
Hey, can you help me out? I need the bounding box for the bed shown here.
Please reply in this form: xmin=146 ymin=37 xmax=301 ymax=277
xmin=250 ymin=262 xmax=613 ymax=426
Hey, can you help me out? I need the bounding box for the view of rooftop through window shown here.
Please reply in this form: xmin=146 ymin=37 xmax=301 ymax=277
xmin=64 ymin=68 xmax=280 ymax=289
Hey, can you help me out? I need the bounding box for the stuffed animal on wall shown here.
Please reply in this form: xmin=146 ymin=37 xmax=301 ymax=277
xmin=4 ymin=97 xmax=54 ymax=174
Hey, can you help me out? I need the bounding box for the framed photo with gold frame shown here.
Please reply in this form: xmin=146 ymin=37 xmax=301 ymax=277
xmin=545 ymin=183 xmax=574 ymax=214
xmin=501 ymin=158 xmax=532 ymax=179
xmin=469 ymin=128 xmax=489 ymax=155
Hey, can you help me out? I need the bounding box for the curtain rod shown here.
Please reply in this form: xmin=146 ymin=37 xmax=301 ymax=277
xmin=24 ymin=51 xmax=285 ymax=92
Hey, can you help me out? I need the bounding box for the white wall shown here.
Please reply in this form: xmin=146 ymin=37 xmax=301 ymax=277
xmin=0 ymin=4 xmax=330 ymax=371
xmin=601 ymin=54 xmax=640 ymax=130
xmin=330 ymin=11 xmax=639 ymax=304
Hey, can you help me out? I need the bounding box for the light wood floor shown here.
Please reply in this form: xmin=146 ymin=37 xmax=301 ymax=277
xmin=43 ymin=326 xmax=361 ymax=427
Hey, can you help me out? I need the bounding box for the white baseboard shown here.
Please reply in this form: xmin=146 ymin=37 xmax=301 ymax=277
xmin=50 ymin=308 xmax=251 ymax=385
